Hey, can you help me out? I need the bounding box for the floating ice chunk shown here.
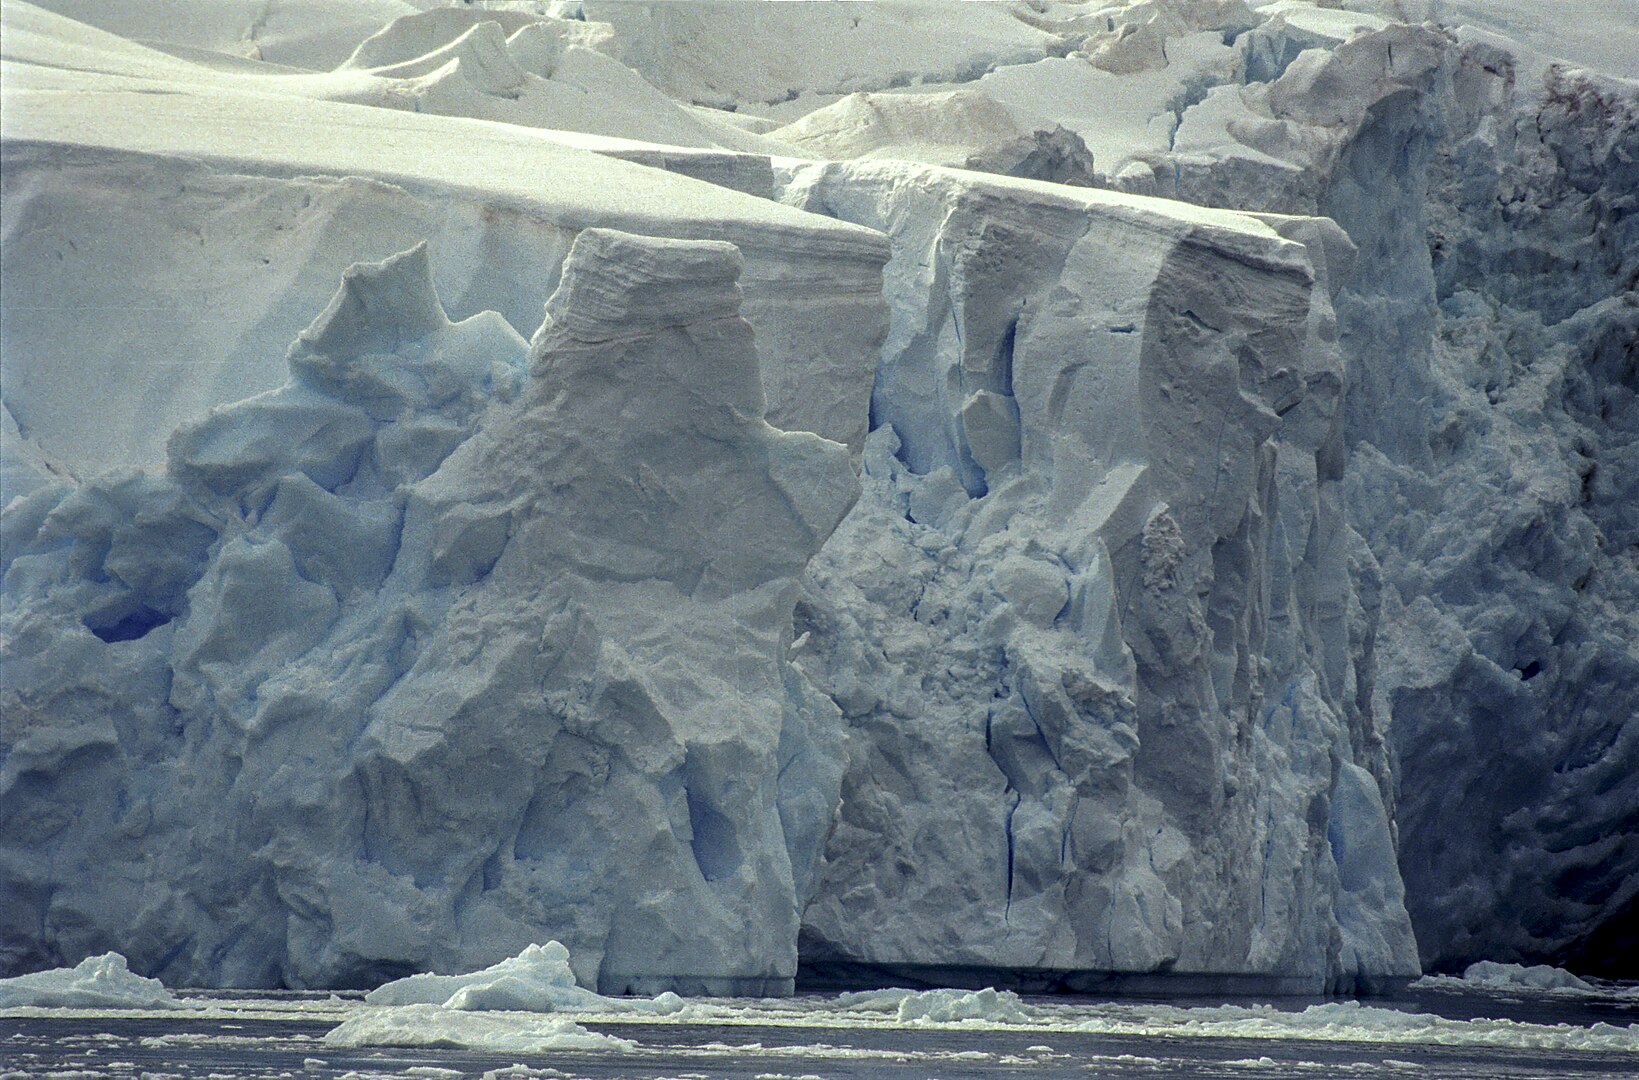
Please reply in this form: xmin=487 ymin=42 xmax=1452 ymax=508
xmin=0 ymin=953 xmax=188 ymax=1010
xmin=366 ymin=942 xmax=584 ymax=1007
xmin=323 ymin=1003 xmax=635 ymax=1052
xmin=834 ymin=987 xmax=1034 ymax=1024
xmin=364 ymin=942 xmax=685 ymax=1015
xmin=895 ymin=987 xmax=1034 ymax=1024
xmin=1459 ymin=961 xmax=1595 ymax=992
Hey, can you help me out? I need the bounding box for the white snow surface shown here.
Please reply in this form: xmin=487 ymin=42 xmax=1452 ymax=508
xmin=0 ymin=953 xmax=188 ymax=1010
xmin=2 ymin=0 xmax=1636 ymax=996
xmin=1 ymin=3 xmax=889 ymax=474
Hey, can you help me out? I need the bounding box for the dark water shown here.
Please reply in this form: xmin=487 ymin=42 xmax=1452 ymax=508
xmin=3 ymin=987 xmax=1635 ymax=1080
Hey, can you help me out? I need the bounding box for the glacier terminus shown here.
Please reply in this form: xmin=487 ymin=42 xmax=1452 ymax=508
xmin=1 ymin=0 xmax=1634 ymax=1010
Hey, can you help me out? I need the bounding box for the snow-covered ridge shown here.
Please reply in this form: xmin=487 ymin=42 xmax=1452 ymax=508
xmin=2 ymin=0 xmax=1635 ymax=993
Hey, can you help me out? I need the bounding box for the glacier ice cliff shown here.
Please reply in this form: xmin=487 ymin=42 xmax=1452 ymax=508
xmin=2 ymin=0 xmax=1635 ymax=990
xmin=779 ymin=161 xmax=1416 ymax=990
xmin=1097 ymin=15 xmax=1639 ymax=977
xmin=2 ymin=233 xmax=855 ymax=991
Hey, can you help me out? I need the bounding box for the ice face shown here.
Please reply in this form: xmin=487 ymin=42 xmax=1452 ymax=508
xmin=2 ymin=0 xmax=1634 ymax=990
xmin=1 ymin=233 xmax=856 ymax=991
xmin=779 ymin=161 xmax=1415 ymax=990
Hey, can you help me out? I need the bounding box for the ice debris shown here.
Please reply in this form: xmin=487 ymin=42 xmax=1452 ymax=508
xmin=366 ymin=942 xmax=684 ymax=1014
xmin=324 ymin=1003 xmax=636 ymax=1052
xmin=834 ymin=987 xmax=1034 ymax=1025
xmin=1459 ymin=961 xmax=1596 ymax=993
xmin=0 ymin=953 xmax=189 ymax=1010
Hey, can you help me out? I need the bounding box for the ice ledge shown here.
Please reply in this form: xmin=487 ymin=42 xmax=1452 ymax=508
xmin=542 ymin=228 xmax=744 ymax=343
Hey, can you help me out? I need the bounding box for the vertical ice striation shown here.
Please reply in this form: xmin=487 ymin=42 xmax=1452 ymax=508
xmin=1118 ymin=14 xmax=1639 ymax=975
xmin=0 ymin=232 xmax=857 ymax=991
xmin=779 ymin=161 xmax=1418 ymax=991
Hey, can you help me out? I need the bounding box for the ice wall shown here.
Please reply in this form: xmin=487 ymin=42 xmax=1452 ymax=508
xmin=1099 ymin=13 xmax=1639 ymax=974
xmin=1359 ymin=55 xmax=1639 ymax=976
xmin=0 ymin=233 xmax=857 ymax=991
xmin=778 ymin=162 xmax=1417 ymax=991
xmin=2 ymin=0 xmax=1633 ymax=987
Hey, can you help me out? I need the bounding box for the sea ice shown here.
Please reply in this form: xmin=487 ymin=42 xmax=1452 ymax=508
xmin=0 ymin=953 xmax=188 ymax=1010
xmin=323 ymin=1004 xmax=636 ymax=1053
xmin=365 ymin=942 xmax=684 ymax=1014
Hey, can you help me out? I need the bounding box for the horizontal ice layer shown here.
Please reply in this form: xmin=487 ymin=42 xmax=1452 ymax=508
xmin=778 ymin=159 xmax=1416 ymax=990
xmin=0 ymin=6 xmax=889 ymax=479
xmin=0 ymin=230 xmax=859 ymax=991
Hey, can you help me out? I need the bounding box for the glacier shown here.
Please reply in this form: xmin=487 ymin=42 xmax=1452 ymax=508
xmin=1 ymin=0 xmax=1634 ymax=993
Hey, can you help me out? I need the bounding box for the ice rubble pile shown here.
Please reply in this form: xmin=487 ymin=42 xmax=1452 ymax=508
xmin=365 ymin=940 xmax=683 ymax=1014
xmin=0 ymin=952 xmax=188 ymax=1010
xmin=2 ymin=0 xmax=1636 ymax=991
